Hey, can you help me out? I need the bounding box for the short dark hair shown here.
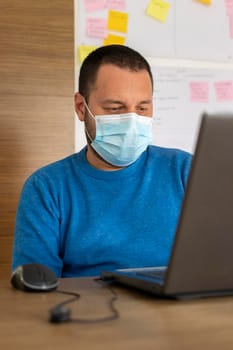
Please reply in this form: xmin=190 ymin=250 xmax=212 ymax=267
xmin=78 ymin=45 xmax=153 ymax=100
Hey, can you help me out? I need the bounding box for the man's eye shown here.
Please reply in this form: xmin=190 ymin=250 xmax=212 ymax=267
xmin=137 ymin=106 xmax=148 ymax=113
xmin=107 ymin=107 xmax=122 ymax=113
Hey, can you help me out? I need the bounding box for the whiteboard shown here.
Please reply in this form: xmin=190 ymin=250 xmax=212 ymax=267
xmin=75 ymin=0 xmax=233 ymax=62
xmin=75 ymin=0 xmax=175 ymax=58
xmin=175 ymin=0 xmax=233 ymax=62
xmin=152 ymin=65 xmax=233 ymax=153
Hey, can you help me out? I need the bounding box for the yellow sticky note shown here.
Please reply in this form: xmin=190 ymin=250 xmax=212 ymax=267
xmin=107 ymin=10 xmax=128 ymax=33
xmin=103 ymin=34 xmax=125 ymax=45
xmin=78 ymin=45 xmax=98 ymax=63
xmin=146 ymin=0 xmax=171 ymax=23
xmin=197 ymin=0 xmax=212 ymax=5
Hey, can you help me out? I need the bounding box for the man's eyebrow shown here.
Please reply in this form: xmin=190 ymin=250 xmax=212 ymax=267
xmin=101 ymin=99 xmax=152 ymax=105
xmin=101 ymin=99 xmax=124 ymax=105
xmin=138 ymin=100 xmax=152 ymax=104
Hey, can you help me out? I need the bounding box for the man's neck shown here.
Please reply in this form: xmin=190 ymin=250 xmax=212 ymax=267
xmin=85 ymin=145 xmax=123 ymax=171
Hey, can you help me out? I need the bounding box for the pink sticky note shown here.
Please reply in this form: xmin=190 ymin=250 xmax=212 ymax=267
xmin=214 ymin=81 xmax=233 ymax=101
xmin=86 ymin=18 xmax=108 ymax=39
xmin=84 ymin=0 xmax=106 ymax=12
xmin=190 ymin=82 xmax=209 ymax=102
xmin=105 ymin=0 xmax=126 ymax=11
xmin=225 ymin=0 xmax=233 ymax=16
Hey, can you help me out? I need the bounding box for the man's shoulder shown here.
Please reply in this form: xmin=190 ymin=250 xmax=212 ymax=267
xmin=147 ymin=145 xmax=192 ymax=176
xmin=34 ymin=154 xmax=76 ymax=176
xmin=26 ymin=148 xmax=86 ymax=184
xmin=146 ymin=145 xmax=192 ymax=185
xmin=147 ymin=145 xmax=192 ymax=160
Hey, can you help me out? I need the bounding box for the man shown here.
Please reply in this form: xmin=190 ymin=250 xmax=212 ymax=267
xmin=12 ymin=45 xmax=192 ymax=277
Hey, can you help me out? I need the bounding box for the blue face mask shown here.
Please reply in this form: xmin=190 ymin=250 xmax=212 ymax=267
xmin=84 ymin=101 xmax=153 ymax=167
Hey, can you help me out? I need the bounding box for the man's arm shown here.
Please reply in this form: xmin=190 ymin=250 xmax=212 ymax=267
xmin=12 ymin=173 xmax=63 ymax=277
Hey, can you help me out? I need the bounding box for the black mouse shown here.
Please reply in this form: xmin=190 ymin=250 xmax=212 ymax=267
xmin=11 ymin=263 xmax=59 ymax=292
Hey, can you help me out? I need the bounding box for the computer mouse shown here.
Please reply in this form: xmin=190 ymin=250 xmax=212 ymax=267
xmin=11 ymin=263 xmax=59 ymax=292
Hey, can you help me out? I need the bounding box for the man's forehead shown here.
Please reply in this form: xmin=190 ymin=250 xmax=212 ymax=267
xmin=89 ymin=64 xmax=153 ymax=100
xmin=95 ymin=64 xmax=150 ymax=80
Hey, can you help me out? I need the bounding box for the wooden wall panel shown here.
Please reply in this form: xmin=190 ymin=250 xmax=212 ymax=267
xmin=0 ymin=0 xmax=74 ymax=279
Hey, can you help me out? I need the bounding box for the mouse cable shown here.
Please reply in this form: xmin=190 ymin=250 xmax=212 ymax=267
xmin=49 ymin=277 xmax=119 ymax=324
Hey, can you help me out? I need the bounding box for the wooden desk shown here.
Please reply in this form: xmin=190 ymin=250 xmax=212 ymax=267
xmin=1 ymin=277 xmax=233 ymax=350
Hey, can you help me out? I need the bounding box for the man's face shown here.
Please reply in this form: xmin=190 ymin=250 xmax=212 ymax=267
xmin=75 ymin=63 xmax=153 ymax=169
xmin=85 ymin=63 xmax=153 ymax=141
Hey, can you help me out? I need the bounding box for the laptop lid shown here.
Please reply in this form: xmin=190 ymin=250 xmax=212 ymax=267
xmin=101 ymin=113 xmax=233 ymax=299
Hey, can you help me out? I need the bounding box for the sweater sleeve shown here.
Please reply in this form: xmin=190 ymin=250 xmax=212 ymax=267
xmin=181 ymin=151 xmax=193 ymax=189
xmin=12 ymin=172 xmax=63 ymax=277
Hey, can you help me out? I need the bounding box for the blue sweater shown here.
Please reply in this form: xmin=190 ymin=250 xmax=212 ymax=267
xmin=12 ymin=145 xmax=192 ymax=277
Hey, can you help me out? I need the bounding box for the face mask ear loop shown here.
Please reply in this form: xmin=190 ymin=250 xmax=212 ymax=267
xmin=83 ymin=99 xmax=95 ymax=120
xmin=83 ymin=99 xmax=96 ymax=143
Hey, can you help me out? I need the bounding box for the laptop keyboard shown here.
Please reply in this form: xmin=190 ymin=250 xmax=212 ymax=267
xmin=135 ymin=268 xmax=167 ymax=280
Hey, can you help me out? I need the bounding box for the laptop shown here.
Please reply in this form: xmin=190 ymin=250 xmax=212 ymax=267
xmin=100 ymin=113 xmax=233 ymax=299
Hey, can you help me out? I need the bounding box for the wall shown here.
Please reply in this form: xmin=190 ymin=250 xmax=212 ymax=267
xmin=0 ymin=0 xmax=74 ymax=279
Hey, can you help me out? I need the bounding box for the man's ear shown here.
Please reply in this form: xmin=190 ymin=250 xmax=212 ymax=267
xmin=74 ymin=92 xmax=85 ymax=121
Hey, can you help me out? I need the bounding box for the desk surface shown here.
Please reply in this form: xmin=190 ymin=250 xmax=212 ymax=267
xmin=1 ymin=277 xmax=233 ymax=350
